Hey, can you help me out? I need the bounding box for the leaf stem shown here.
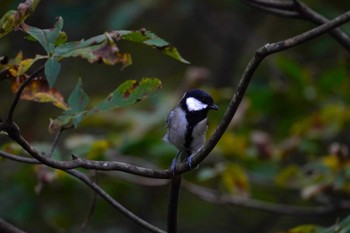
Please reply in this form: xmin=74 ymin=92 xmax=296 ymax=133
xmin=7 ymin=64 xmax=44 ymax=122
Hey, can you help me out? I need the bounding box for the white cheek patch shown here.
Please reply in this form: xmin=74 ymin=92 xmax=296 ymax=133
xmin=186 ymin=97 xmax=207 ymax=111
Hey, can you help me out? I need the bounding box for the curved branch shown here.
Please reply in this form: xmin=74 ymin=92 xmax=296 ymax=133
xmin=66 ymin=170 xmax=166 ymax=233
xmin=0 ymin=151 xmax=166 ymax=233
xmin=10 ymin=133 xmax=171 ymax=179
xmin=293 ymin=0 xmax=350 ymax=50
xmin=0 ymin=218 xmax=27 ymax=233
xmin=7 ymin=65 xmax=44 ymax=122
xmin=183 ymin=182 xmax=350 ymax=216
xmin=245 ymin=0 xmax=350 ymax=51
xmin=2 ymin=10 xmax=350 ymax=180
xmin=173 ymin=9 xmax=350 ymax=174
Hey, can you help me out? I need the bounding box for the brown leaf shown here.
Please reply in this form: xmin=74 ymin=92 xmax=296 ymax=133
xmin=11 ymin=76 xmax=68 ymax=110
xmin=92 ymin=34 xmax=132 ymax=67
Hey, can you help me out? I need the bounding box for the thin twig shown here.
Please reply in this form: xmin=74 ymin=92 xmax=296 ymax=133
xmin=293 ymin=0 xmax=350 ymax=50
xmin=6 ymin=65 xmax=44 ymax=122
xmin=167 ymin=175 xmax=182 ymax=233
xmin=248 ymin=2 xmax=299 ymax=18
xmin=47 ymin=128 xmax=62 ymax=157
xmin=183 ymin=181 xmax=350 ymax=216
xmin=248 ymin=0 xmax=295 ymax=9
xmin=245 ymin=0 xmax=350 ymax=51
xmin=80 ymin=171 xmax=98 ymax=233
xmin=65 ymin=170 xmax=167 ymax=233
xmin=0 ymin=217 xmax=27 ymax=233
xmin=0 ymin=151 xmax=166 ymax=233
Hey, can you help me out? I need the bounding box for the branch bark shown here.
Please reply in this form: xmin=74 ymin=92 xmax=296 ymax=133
xmin=167 ymin=175 xmax=182 ymax=233
xmin=245 ymin=0 xmax=350 ymax=51
xmin=183 ymin=181 xmax=350 ymax=216
xmin=174 ymin=9 xmax=350 ymax=174
xmin=0 ymin=151 xmax=166 ymax=233
xmin=0 ymin=218 xmax=27 ymax=233
xmin=6 ymin=65 xmax=44 ymax=122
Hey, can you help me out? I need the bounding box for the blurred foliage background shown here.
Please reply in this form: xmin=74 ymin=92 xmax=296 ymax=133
xmin=1 ymin=0 xmax=350 ymax=232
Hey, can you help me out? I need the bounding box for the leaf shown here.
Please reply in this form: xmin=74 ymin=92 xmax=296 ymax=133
xmin=17 ymin=55 xmax=46 ymax=77
xmin=220 ymin=163 xmax=250 ymax=196
xmin=282 ymin=225 xmax=326 ymax=233
xmin=117 ymin=29 xmax=190 ymax=64
xmin=0 ymin=0 xmax=41 ymax=38
xmin=44 ymin=56 xmax=61 ymax=87
xmin=89 ymin=77 xmax=162 ymax=113
xmin=68 ymin=78 xmax=89 ymax=112
xmin=22 ymin=16 xmax=64 ymax=54
xmin=50 ymin=78 xmax=161 ymax=132
xmin=54 ymin=33 xmax=132 ymax=67
xmin=0 ymin=10 xmax=17 ymax=39
xmin=11 ymin=76 xmax=68 ymax=110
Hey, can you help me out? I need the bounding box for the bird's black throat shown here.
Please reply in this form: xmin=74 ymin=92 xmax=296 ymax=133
xmin=183 ymin=108 xmax=209 ymax=154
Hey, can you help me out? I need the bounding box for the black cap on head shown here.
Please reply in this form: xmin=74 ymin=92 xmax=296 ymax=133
xmin=182 ymin=89 xmax=219 ymax=111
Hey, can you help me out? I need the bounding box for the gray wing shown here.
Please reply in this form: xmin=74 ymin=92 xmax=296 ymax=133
xmin=166 ymin=110 xmax=174 ymax=129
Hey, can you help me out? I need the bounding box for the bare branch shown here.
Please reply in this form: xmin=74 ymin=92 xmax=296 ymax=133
xmin=183 ymin=182 xmax=350 ymax=216
xmin=173 ymin=9 xmax=350 ymax=174
xmin=0 ymin=218 xmax=27 ymax=233
xmin=167 ymin=175 xmax=182 ymax=233
xmin=0 ymin=152 xmax=166 ymax=233
xmin=246 ymin=1 xmax=300 ymax=18
xmin=65 ymin=170 xmax=167 ymax=233
xmin=9 ymin=132 xmax=171 ymax=179
xmin=80 ymin=172 xmax=98 ymax=233
xmin=6 ymin=65 xmax=44 ymax=122
xmin=1 ymin=8 xmax=350 ymax=181
xmin=245 ymin=0 xmax=350 ymax=51
xmin=46 ymin=128 xmax=62 ymax=157
xmin=293 ymin=0 xmax=350 ymax=50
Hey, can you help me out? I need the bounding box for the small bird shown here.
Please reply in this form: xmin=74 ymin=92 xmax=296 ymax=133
xmin=164 ymin=89 xmax=219 ymax=174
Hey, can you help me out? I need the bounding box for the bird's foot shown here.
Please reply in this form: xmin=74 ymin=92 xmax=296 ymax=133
xmin=186 ymin=155 xmax=199 ymax=169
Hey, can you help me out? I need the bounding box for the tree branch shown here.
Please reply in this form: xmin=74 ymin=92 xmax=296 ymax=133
xmin=7 ymin=132 xmax=171 ymax=179
xmin=167 ymin=175 xmax=182 ymax=233
xmin=0 ymin=152 xmax=166 ymax=233
xmin=80 ymin=172 xmax=98 ymax=233
xmin=183 ymin=181 xmax=350 ymax=216
xmin=6 ymin=65 xmax=44 ymax=122
xmin=66 ymin=170 xmax=166 ymax=233
xmin=0 ymin=218 xmax=27 ymax=233
xmin=173 ymin=9 xmax=350 ymax=174
xmin=245 ymin=0 xmax=350 ymax=51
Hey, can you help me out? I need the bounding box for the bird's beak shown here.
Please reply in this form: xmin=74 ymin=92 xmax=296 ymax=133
xmin=209 ymin=104 xmax=219 ymax=110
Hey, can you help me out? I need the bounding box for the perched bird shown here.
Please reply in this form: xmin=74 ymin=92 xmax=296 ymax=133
xmin=164 ymin=89 xmax=219 ymax=174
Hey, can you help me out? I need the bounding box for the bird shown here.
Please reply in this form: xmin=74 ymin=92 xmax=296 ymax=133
xmin=164 ymin=89 xmax=219 ymax=174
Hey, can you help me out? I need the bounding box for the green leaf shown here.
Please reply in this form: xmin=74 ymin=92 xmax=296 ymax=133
xmin=282 ymin=225 xmax=326 ymax=233
xmin=0 ymin=10 xmax=17 ymax=39
xmin=49 ymin=78 xmax=161 ymax=132
xmin=118 ymin=29 xmax=190 ymax=64
xmin=68 ymin=78 xmax=89 ymax=112
xmin=54 ymin=33 xmax=132 ymax=67
xmin=89 ymin=77 xmax=162 ymax=113
xmin=0 ymin=0 xmax=41 ymax=38
xmin=22 ymin=17 xmax=64 ymax=54
xmin=44 ymin=57 xmax=61 ymax=87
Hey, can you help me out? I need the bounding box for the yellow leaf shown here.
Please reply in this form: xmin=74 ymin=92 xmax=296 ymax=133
xmin=87 ymin=139 xmax=110 ymax=160
xmin=217 ymin=132 xmax=248 ymax=158
xmin=220 ymin=163 xmax=250 ymax=196
xmin=11 ymin=76 xmax=68 ymax=110
xmin=322 ymin=155 xmax=340 ymax=170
